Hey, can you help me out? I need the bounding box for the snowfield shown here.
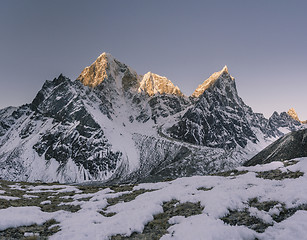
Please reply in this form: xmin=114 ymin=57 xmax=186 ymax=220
xmin=0 ymin=157 xmax=307 ymax=239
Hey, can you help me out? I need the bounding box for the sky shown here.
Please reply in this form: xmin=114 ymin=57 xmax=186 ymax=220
xmin=0 ymin=0 xmax=306 ymax=120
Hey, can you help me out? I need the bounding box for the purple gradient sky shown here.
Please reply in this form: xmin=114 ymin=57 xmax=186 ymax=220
xmin=0 ymin=0 xmax=306 ymax=119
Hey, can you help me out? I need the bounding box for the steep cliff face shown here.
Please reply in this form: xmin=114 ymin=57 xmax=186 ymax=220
xmin=0 ymin=53 xmax=304 ymax=183
xmin=166 ymin=67 xmax=258 ymax=149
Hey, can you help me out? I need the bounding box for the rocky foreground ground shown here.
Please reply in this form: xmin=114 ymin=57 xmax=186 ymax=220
xmin=1 ymin=157 xmax=307 ymax=240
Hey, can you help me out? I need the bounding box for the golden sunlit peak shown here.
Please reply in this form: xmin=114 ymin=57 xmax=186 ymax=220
xmin=97 ymin=52 xmax=113 ymax=60
xmin=77 ymin=52 xmax=117 ymax=88
xmin=222 ymin=65 xmax=228 ymax=73
xmin=99 ymin=52 xmax=109 ymax=57
xmin=287 ymin=108 xmax=300 ymax=122
xmin=139 ymin=72 xmax=184 ymax=96
xmin=191 ymin=65 xmax=232 ymax=98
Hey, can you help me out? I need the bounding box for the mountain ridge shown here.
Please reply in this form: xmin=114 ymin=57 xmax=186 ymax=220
xmin=77 ymin=52 xmax=233 ymax=98
xmin=0 ymin=52 xmax=305 ymax=183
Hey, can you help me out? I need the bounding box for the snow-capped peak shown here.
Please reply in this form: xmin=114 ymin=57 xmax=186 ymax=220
xmin=192 ymin=65 xmax=233 ymax=98
xmin=138 ymin=72 xmax=183 ymax=96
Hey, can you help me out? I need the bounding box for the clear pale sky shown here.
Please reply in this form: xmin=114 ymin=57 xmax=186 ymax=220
xmin=0 ymin=0 xmax=306 ymax=120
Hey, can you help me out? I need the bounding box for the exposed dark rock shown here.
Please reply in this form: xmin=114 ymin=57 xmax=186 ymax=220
xmin=105 ymin=189 xmax=157 ymax=208
xmin=248 ymin=198 xmax=307 ymax=224
xmin=221 ymin=209 xmax=272 ymax=233
xmin=167 ymin=70 xmax=261 ymax=149
xmin=249 ymin=198 xmax=279 ymax=212
xmin=256 ymin=169 xmax=304 ymax=180
xmin=212 ymin=169 xmax=248 ymax=177
xmin=148 ymin=94 xmax=190 ymax=120
xmin=268 ymin=111 xmax=301 ymax=134
xmin=197 ymin=186 xmax=213 ymax=191
xmin=0 ymin=219 xmax=60 ymax=240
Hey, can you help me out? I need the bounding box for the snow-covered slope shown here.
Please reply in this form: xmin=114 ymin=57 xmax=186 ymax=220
xmin=0 ymin=53 xmax=304 ymax=183
xmin=1 ymin=156 xmax=307 ymax=239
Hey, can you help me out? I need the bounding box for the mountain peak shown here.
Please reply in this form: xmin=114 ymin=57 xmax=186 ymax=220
xmin=287 ymin=108 xmax=301 ymax=122
xmin=221 ymin=65 xmax=228 ymax=74
xmin=77 ymin=52 xmax=115 ymax=88
xmin=96 ymin=52 xmax=114 ymax=61
xmin=138 ymin=72 xmax=183 ymax=96
xmin=76 ymin=52 xmax=139 ymax=91
xmin=100 ymin=52 xmax=109 ymax=56
xmin=192 ymin=65 xmax=233 ymax=98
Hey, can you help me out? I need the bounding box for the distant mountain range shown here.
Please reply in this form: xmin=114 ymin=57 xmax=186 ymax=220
xmin=0 ymin=53 xmax=305 ymax=183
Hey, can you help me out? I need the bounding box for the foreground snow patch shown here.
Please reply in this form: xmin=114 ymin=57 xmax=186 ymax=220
xmin=0 ymin=207 xmax=56 ymax=231
xmin=0 ymin=157 xmax=307 ymax=239
xmin=263 ymin=211 xmax=307 ymax=240
xmin=161 ymin=214 xmax=256 ymax=240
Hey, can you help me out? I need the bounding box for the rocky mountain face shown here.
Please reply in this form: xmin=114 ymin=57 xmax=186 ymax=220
xmin=165 ymin=67 xmax=301 ymax=149
xmin=244 ymin=128 xmax=307 ymax=166
xmin=166 ymin=67 xmax=258 ymax=149
xmin=0 ymin=53 xmax=305 ymax=183
xmin=268 ymin=111 xmax=301 ymax=135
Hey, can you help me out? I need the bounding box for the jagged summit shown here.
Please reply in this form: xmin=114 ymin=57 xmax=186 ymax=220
xmin=221 ymin=65 xmax=229 ymax=74
xmin=166 ymin=63 xmax=254 ymax=149
xmin=191 ymin=65 xmax=233 ymax=98
xmin=76 ymin=52 xmax=139 ymax=90
xmin=287 ymin=108 xmax=300 ymax=122
xmin=99 ymin=52 xmax=112 ymax=58
xmin=138 ymin=72 xmax=183 ymax=97
xmin=77 ymin=52 xmax=115 ymax=88
xmin=78 ymin=53 xmax=233 ymax=99
xmin=287 ymin=108 xmax=307 ymax=124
